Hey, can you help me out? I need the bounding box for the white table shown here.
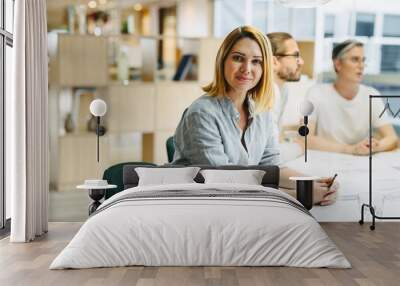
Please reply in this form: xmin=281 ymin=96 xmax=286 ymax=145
xmin=77 ymin=184 xmax=117 ymax=215
xmin=285 ymin=150 xmax=400 ymax=221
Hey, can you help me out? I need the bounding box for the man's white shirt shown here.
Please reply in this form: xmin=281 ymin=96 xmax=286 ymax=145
xmin=306 ymin=83 xmax=390 ymax=145
xmin=272 ymin=83 xmax=302 ymax=164
xmin=272 ymin=83 xmax=289 ymax=130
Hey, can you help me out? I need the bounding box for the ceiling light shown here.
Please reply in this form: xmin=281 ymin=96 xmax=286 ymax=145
xmin=276 ymin=0 xmax=332 ymax=8
xmin=88 ymin=0 xmax=97 ymax=9
xmin=134 ymin=3 xmax=143 ymax=11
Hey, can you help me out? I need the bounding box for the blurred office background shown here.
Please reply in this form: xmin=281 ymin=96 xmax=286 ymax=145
xmin=4 ymin=0 xmax=400 ymax=221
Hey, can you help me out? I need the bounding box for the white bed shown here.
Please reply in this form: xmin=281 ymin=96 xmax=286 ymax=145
xmin=284 ymin=150 xmax=400 ymax=221
xmin=50 ymin=183 xmax=350 ymax=269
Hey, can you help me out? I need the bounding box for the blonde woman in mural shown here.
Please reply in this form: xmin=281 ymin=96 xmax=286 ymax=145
xmin=172 ymin=26 xmax=338 ymax=205
xmin=306 ymin=40 xmax=398 ymax=155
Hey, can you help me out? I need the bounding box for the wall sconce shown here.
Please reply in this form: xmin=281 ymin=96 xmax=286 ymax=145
xmin=89 ymin=99 xmax=107 ymax=162
xmin=298 ymin=100 xmax=314 ymax=163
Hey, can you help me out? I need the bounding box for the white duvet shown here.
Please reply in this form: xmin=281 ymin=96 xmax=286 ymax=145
xmin=50 ymin=183 xmax=350 ymax=269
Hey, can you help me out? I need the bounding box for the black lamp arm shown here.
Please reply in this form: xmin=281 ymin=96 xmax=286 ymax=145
xmin=96 ymin=117 xmax=100 ymax=162
xmin=297 ymin=116 xmax=310 ymax=162
xmin=303 ymin=115 xmax=308 ymax=125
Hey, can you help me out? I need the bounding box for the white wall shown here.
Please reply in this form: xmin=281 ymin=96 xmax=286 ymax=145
xmin=313 ymin=0 xmax=400 ymax=75
xmin=323 ymin=0 xmax=400 ymax=14
xmin=177 ymin=0 xmax=210 ymax=37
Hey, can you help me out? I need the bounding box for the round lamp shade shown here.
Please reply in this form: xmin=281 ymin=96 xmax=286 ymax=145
xmin=299 ymin=100 xmax=314 ymax=116
xmin=90 ymin=99 xmax=107 ymax=117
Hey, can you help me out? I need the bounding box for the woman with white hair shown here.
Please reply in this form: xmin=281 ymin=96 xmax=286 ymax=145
xmin=306 ymin=40 xmax=398 ymax=155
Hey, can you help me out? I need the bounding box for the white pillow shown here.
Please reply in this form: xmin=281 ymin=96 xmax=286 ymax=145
xmin=200 ymin=169 xmax=266 ymax=185
xmin=135 ymin=167 xmax=200 ymax=186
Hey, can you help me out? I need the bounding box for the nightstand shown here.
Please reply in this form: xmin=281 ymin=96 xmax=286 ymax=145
xmin=77 ymin=182 xmax=117 ymax=215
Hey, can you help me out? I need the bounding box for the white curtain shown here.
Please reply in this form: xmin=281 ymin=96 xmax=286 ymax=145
xmin=9 ymin=0 xmax=49 ymax=242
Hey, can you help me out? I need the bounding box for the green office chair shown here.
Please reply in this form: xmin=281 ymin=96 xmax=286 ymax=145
xmin=102 ymin=161 xmax=156 ymax=199
xmin=166 ymin=136 xmax=175 ymax=163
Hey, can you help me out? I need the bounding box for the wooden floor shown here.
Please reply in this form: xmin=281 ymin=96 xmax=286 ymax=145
xmin=0 ymin=222 xmax=399 ymax=286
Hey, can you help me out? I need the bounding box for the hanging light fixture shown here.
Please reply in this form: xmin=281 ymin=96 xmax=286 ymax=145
xmin=276 ymin=0 xmax=332 ymax=8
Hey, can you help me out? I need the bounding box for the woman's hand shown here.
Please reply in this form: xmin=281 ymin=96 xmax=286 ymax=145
xmin=313 ymin=176 xmax=339 ymax=206
xmin=347 ymin=138 xmax=379 ymax=155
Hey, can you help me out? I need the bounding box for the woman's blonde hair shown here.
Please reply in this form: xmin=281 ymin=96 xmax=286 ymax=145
xmin=203 ymin=26 xmax=275 ymax=112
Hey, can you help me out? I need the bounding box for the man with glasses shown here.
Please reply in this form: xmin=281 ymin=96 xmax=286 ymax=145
xmin=267 ymin=32 xmax=305 ymax=161
xmin=305 ymin=40 xmax=397 ymax=155
xmin=267 ymin=32 xmax=339 ymax=206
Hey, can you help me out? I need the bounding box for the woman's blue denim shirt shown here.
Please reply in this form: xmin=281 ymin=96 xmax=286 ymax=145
xmin=172 ymin=94 xmax=281 ymax=166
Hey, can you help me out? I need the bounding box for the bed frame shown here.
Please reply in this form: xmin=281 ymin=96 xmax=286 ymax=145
xmin=122 ymin=165 xmax=280 ymax=190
